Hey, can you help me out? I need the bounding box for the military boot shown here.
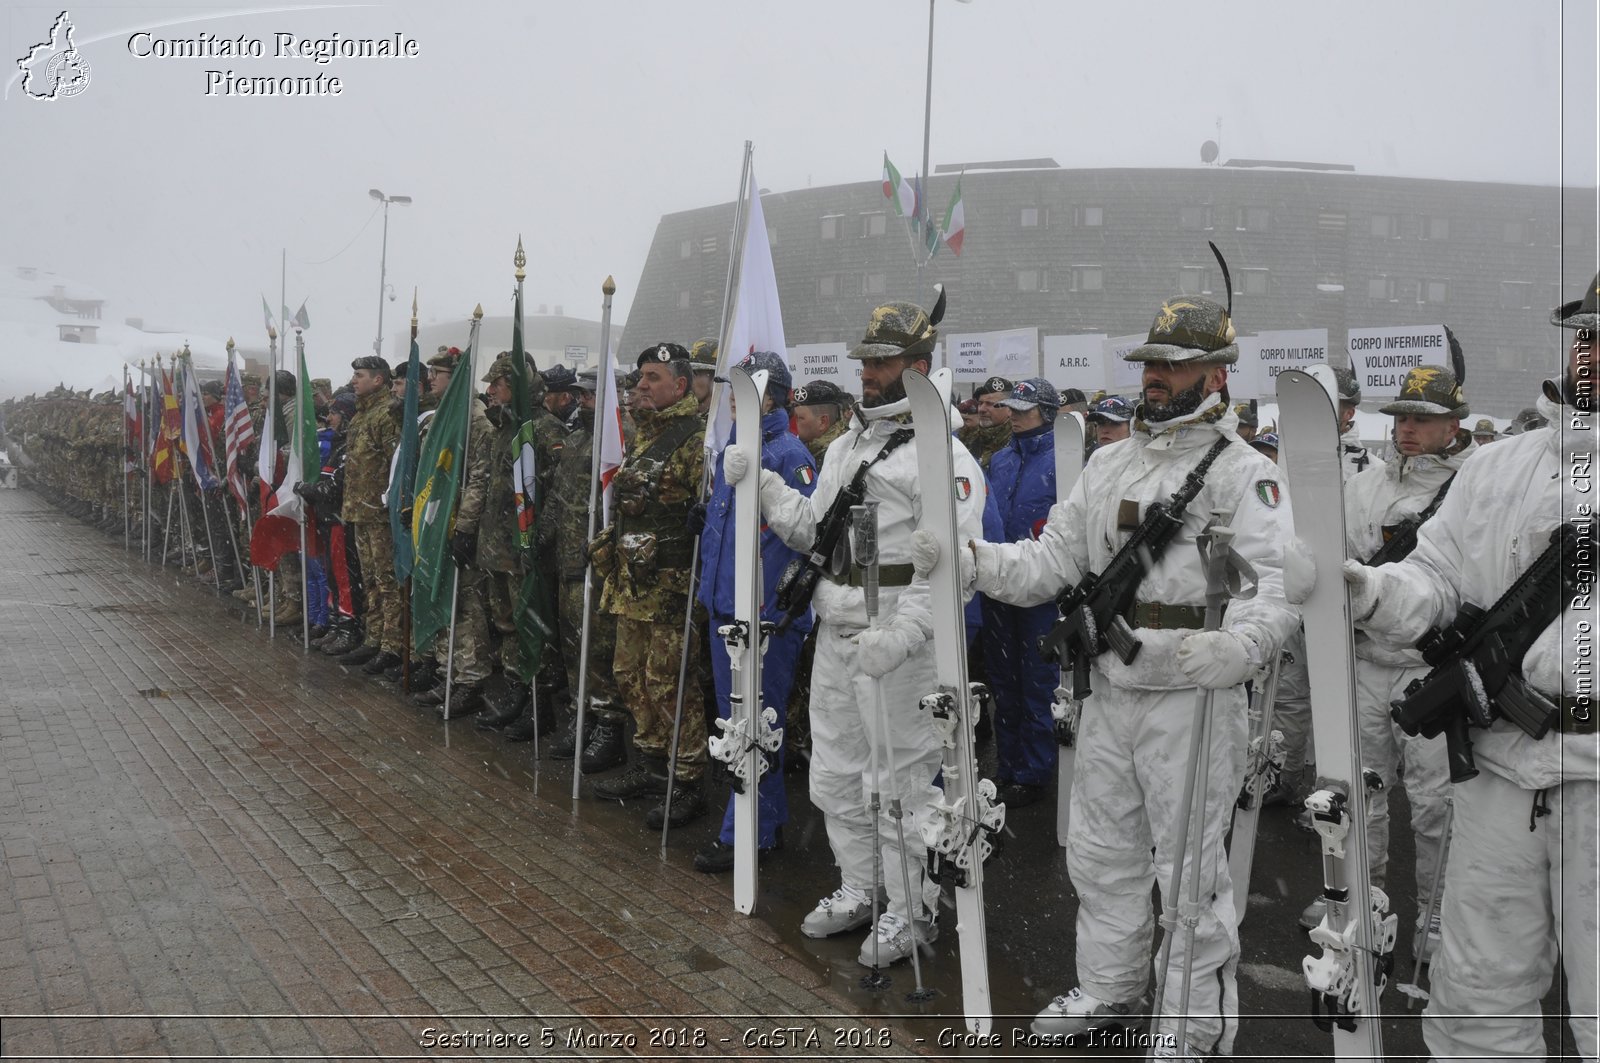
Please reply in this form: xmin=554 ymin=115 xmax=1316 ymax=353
xmin=644 ymin=777 xmax=706 ymax=830
xmin=476 ymin=680 xmax=529 ymax=731
xmin=362 ymin=651 xmax=402 ymax=676
xmin=342 ymin=643 xmax=381 ymax=667
xmin=592 ymin=754 xmax=668 ymax=801
xmin=578 ymin=717 xmax=627 ymax=773
xmin=502 ymin=697 xmax=556 ymax=743
xmin=319 ymin=623 xmax=362 ymax=656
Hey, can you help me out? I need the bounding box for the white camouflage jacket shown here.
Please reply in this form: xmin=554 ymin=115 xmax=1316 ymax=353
xmin=972 ymin=395 xmax=1299 ymax=692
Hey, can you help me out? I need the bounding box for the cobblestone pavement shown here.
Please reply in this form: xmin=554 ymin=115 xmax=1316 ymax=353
xmin=0 ymin=487 xmax=1576 ymax=1061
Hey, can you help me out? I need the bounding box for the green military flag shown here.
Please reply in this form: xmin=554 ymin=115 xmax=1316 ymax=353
xmin=409 ymin=338 xmax=472 ymax=654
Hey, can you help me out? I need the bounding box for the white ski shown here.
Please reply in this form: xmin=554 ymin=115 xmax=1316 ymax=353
xmin=707 ymin=367 xmax=780 ymax=915
xmin=1278 ymin=367 xmax=1396 ymax=1061
xmin=1051 ymin=409 xmax=1086 ymax=848
xmin=904 ymin=367 xmax=1002 ymax=1036
xmin=1228 ymin=657 xmax=1284 ymax=925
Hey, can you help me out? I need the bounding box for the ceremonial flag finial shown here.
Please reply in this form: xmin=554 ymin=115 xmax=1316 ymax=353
xmin=603 ymin=275 xmax=616 ymax=296
xmin=473 ymin=303 xmax=484 ymax=320
xmin=514 ymin=236 xmax=526 ymax=281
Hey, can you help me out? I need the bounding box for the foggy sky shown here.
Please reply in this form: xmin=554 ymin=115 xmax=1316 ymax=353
xmin=3 ymin=0 xmax=1595 ymax=384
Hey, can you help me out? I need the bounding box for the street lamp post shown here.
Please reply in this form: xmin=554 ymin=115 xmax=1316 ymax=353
xmin=370 ymin=188 xmax=412 ymax=356
xmin=916 ymin=0 xmax=969 ymax=303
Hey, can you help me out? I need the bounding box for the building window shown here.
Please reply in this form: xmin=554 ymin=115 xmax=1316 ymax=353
xmin=1236 ymin=207 xmax=1270 ymax=231
xmin=861 ymin=212 xmax=886 ymax=238
xmin=1177 ymin=267 xmax=1214 ymax=295
xmin=1502 ymin=220 xmax=1532 ymax=244
xmin=767 ymin=225 xmax=778 ymax=247
xmin=1020 ymin=206 xmax=1040 ymax=228
xmin=1316 ymin=272 xmax=1345 ymax=293
xmin=1241 ymin=268 xmax=1270 ymax=296
xmin=1069 ymin=266 xmax=1103 ymax=292
xmin=676 ymin=290 xmax=692 ymax=309
xmin=1370 ymin=213 xmax=1400 ymax=239
xmin=1420 ymin=216 xmax=1450 ymax=241
xmin=820 ymin=215 xmax=841 ymax=240
xmin=1368 ymin=276 xmax=1397 ymax=301
xmin=1317 ymin=211 xmax=1348 ymax=232
xmin=1421 ymin=279 xmax=1449 ymax=304
xmin=1180 ymin=205 xmax=1213 ymax=231
xmin=1500 ymin=281 xmax=1534 ymax=309
xmin=1074 ymin=206 xmax=1103 ymax=228
xmin=865 ymin=271 xmax=887 ymax=295
xmin=818 ymin=275 xmax=836 ymax=299
xmin=678 ymin=239 xmax=693 ymax=259
xmin=1017 ymin=269 xmax=1047 ymax=292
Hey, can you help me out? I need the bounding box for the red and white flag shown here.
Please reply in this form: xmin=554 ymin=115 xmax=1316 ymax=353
xmin=597 ymin=339 xmax=625 ymax=526
xmin=709 ymin=161 xmax=788 ymax=454
xmin=123 ymin=366 xmax=141 ymax=473
xmin=223 ymin=353 xmax=256 ymax=509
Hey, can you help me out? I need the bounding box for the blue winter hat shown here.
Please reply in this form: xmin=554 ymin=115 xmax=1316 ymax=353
xmin=998 ymin=377 xmax=1060 ymax=413
xmin=731 ymin=351 xmax=792 ymax=395
xmin=1086 ymin=395 xmax=1135 ymax=423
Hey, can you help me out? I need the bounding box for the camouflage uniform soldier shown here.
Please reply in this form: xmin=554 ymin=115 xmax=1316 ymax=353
xmin=544 ymin=369 xmax=625 ymax=767
xmin=589 ymin=342 xmax=707 ymax=828
xmin=960 ymin=375 xmax=1015 ymax=470
xmin=334 ymin=357 xmax=403 ymax=667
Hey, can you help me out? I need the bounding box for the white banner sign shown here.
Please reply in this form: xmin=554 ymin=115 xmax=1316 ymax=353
xmin=1347 ymin=324 xmax=1449 ymax=400
xmin=1229 ymin=337 xmax=1263 ymax=401
xmin=988 ymin=327 xmax=1038 ymax=379
xmin=1256 ymin=328 xmax=1327 ymax=400
xmin=944 ymin=332 xmax=990 ymax=382
xmin=1107 ymin=333 xmax=1147 ymax=392
xmin=1042 ymin=333 xmax=1107 ymax=394
xmin=788 ymin=342 xmax=857 ymax=396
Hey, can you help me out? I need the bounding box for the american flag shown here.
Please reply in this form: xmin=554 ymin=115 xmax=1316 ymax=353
xmin=223 ymin=354 xmax=256 ymax=509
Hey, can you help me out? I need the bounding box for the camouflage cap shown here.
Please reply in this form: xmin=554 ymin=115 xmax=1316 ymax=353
xmin=1232 ymin=402 xmax=1258 ymax=427
xmin=637 ymin=342 xmax=690 ymax=369
xmin=241 ymin=373 xmax=263 ymax=388
xmin=1552 ymin=271 xmax=1599 ymax=331
xmin=792 ymin=380 xmax=846 ymax=407
xmin=689 ymin=337 xmax=719 ymax=370
xmin=848 ymin=300 xmax=940 ymax=361
xmin=974 ymin=376 xmax=1013 ymax=398
xmin=427 ymin=347 xmax=463 ymax=372
xmin=1123 ymin=297 xmax=1239 ymax=365
xmin=311 ymin=377 xmax=332 ymax=394
xmin=1472 ymin=417 xmax=1498 ymax=438
xmin=481 ymin=352 xmax=514 ymax=384
xmin=1379 ymin=366 xmax=1469 ymax=417
xmin=1332 ymin=366 xmax=1361 ymax=404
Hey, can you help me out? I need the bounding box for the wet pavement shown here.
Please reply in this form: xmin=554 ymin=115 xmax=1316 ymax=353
xmin=0 ymin=486 xmax=1573 ymax=1060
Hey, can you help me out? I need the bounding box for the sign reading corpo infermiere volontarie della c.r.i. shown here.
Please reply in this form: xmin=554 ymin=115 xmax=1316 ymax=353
xmin=127 ymin=30 xmax=421 ymax=96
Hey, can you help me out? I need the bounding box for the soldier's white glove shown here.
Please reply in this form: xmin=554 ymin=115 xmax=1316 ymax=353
xmin=1343 ymin=559 xmax=1379 ymax=622
xmin=1176 ymin=630 xmax=1254 ymax=689
xmin=855 ymin=618 xmax=919 ymax=678
xmin=722 ymin=444 xmax=751 ymax=484
xmin=910 ymin=529 xmax=940 ymax=578
xmin=1282 ymin=536 xmax=1317 ymax=605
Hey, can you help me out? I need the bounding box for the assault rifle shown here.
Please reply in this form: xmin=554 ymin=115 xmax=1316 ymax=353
xmin=1391 ymin=521 xmax=1589 ymax=782
xmin=1363 ymin=476 xmax=1454 ymax=568
xmin=1038 ymin=438 xmax=1230 ymax=701
xmin=772 ymin=429 xmax=913 ymax=631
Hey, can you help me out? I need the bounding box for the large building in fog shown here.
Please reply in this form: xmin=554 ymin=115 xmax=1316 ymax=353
xmin=620 ymin=161 xmax=1596 ymax=416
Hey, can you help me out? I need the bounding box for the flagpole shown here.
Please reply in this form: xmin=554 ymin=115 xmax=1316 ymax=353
xmin=917 ymin=0 xmax=937 ymax=304
xmin=122 ymin=364 xmax=131 ymax=551
xmin=401 ymin=289 xmax=418 ymax=693
xmin=141 ymin=361 xmax=151 ymax=562
xmin=571 ymin=274 xmax=615 ymax=802
xmin=266 ymin=325 xmax=278 ymax=636
xmin=511 ymin=239 xmax=542 ymax=762
xmin=181 ymin=347 xmax=225 ymax=598
xmin=442 ymin=304 xmax=484 ymax=723
xmin=295 ymin=328 xmax=311 ymax=651
xmin=660 ymin=140 xmax=754 ymax=845
xmin=214 ymin=340 xmax=250 ymax=599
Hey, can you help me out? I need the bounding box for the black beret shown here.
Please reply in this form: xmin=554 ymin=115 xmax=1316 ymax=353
xmin=351 ymin=355 xmax=392 ymax=377
xmin=636 ymin=342 xmax=690 ymax=369
xmin=792 ymin=380 xmax=846 ymax=407
xmin=974 ymin=376 xmax=1013 ymax=398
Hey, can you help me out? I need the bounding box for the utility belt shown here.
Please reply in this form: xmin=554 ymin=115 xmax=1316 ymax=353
xmin=1122 ymin=599 xmax=1221 ymax=631
xmin=824 ymin=562 xmax=915 ymax=589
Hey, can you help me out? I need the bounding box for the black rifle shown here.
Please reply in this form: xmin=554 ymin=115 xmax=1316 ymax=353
xmin=1363 ymin=475 xmax=1454 ymax=568
xmin=1391 ymin=521 xmax=1589 ymax=782
xmin=1038 ymin=437 xmax=1230 ymax=701
xmin=772 ymin=429 xmax=912 ymax=631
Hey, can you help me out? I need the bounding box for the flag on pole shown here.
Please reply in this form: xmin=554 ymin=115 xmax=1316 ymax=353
xmin=410 ymin=335 xmax=474 ymax=653
xmin=942 ymin=177 xmax=965 ymax=256
xmin=882 ymin=152 xmax=915 ymax=218
xmin=708 ymin=162 xmax=788 ymax=454
xmin=291 ymin=300 xmax=311 ymax=331
xmin=390 ymin=332 xmax=423 ymax=583
xmin=223 ymin=354 xmax=255 ymax=509
xmin=597 ymin=339 xmax=625 ymax=527
xmin=508 ymin=273 xmax=552 ymax=669
xmin=151 ymin=364 xmax=180 ymax=485
xmin=179 ymin=356 xmax=221 ymax=490
xmin=261 ymin=296 xmax=276 ymax=333
xmin=123 ymin=367 xmax=140 ymax=473
xmin=249 ymin=345 xmax=315 ymax=569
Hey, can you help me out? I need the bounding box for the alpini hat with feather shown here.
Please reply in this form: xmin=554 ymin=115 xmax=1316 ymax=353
xmin=848 ymin=285 xmax=946 ymax=361
xmin=1124 ymin=243 xmax=1239 ymax=365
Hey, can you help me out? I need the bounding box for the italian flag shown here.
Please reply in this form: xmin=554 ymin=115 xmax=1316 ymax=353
xmin=882 ymin=152 xmax=915 ymax=218
xmin=942 ymin=177 xmax=966 ymax=257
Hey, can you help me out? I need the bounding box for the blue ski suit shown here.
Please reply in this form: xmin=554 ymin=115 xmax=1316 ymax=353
xmin=698 ymin=408 xmax=817 ymax=848
xmin=981 ymin=421 xmax=1058 ymax=786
